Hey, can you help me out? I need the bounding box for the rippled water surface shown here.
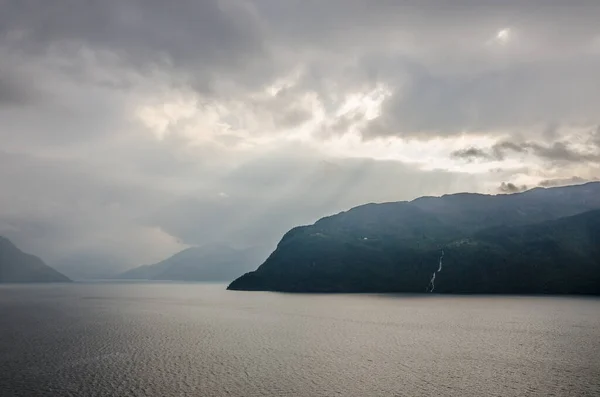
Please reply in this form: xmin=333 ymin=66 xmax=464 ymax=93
xmin=1 ymin=283 xmax=599 ymax=396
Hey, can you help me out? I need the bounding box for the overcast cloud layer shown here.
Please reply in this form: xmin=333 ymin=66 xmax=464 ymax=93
xmin=1 ymin=1 xmax=599 ymax=275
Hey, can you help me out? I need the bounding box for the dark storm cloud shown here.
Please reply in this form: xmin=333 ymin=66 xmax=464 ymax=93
xmin=3 ymin=0 xmax=600 ymax=139
xmin=0 ymin=0 xmax=280 ymax=104
xmin=254 ymin=1 xmax=600 ymax=140
xmin=526 ymin=142 xmax=600 ymax=163
xmin=494 ymin=141 xmax=600 ymax=163
xmin=453 ymin=135 xmax=600 ymax=165
xmin=492 ymin=142 xmax=528 ymax=159
xmin=259 ymin=0 xmax=600 ymax=51
xmin=1 ymin=0 xmax=264 ymax=65
xmin=498 ymin=182 xmax=528 ymax=194
xmin=361 ymin=58 xmax=600 ymax=139
xmin=4 ymin=0 xmax=599 ymax=137
xmin=538 ymin=176 xmax=595 ymax=188
xmin=451 ymin=147 xmax=493 ymax=161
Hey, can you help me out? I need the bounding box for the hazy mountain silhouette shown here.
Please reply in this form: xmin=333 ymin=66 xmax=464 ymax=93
xmin=116 ymin=244 xmax=268 ymax=282
xmin=0 ymin=237 xmax=71 ymax=283
xmin=228 ymin=182 xmax=600 ymax=294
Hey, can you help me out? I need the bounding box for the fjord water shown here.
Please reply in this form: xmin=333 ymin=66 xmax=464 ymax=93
xmin=1 ymin=284 xmax=599 ymax=397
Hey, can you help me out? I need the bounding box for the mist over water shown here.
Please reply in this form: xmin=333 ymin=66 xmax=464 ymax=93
xmin=1 ymin=283 xmax=599 ymax=397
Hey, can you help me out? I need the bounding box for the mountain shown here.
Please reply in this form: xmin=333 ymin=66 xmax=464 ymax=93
xmin=411 ymin=182 xmax=600 ymax=232
xmin=116 ymin=244 xmax=268 ymax=282
xmin=228 ymin=182 xmax=600 ymax=294
xmin=0 ymin=237 xmax=71 ymax=283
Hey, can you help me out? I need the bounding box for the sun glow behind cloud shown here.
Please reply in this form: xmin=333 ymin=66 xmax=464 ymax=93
xmin=320 ymin=132 xmax=511 ymax=171
xmin=134 ymin=84 xmax=392 ymax=150
xmin=487 ymin=27 xmax=514 ymax=47
xmin=132 ymin=84 xmax=525 ymax=177
xmin=496 ymin=28 xmax=511 ymax=43
xmin=335 ymin=85 xmax=391 ymax=121
xmin=132 ymin=77 xmax=569 ymax=182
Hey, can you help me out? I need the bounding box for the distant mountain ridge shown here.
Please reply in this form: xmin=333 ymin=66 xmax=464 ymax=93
xmin=0 ymin=237 xmax=71 ymax=283
xmin=228 ymin=182 xmax=600 ymax=294
xmin=116 ymin=244 xmax=268 ymax=282
xmin=411 ymin=182 xmax=600 ymax=231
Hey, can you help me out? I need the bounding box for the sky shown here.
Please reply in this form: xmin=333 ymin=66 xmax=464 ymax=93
xmin=1 ymin=0 xmax=600 ymax=274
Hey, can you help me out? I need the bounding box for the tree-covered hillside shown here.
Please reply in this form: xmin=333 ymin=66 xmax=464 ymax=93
xmin=228 ymin=183 xmax=600 ymax=294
